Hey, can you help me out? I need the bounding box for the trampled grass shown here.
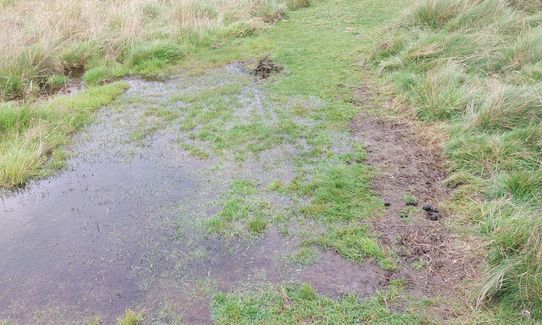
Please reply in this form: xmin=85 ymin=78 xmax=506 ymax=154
xmin=370 ymin=0 xmax=542 ymax=320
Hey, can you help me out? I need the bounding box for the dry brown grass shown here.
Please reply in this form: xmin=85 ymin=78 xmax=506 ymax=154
xmin=0 ymin=0 xmax=287 ymax=99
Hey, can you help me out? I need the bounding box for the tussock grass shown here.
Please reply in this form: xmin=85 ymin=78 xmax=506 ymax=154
xmin=0 ymin=82 xmax=128 ymax=189
xmin=371 ymin=0 xmax=542 ymax=319
xmin=0 ymin=0 xmax=291 ymax=100
xmin=116 ymin=309 xmax=144 ymax=325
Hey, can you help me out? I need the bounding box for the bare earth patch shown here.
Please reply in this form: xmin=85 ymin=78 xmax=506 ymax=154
xmin=351 ymin=89 xmax=481 ymax=319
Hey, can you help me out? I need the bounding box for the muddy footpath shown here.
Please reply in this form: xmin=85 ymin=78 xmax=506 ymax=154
xmin=0 ymin=65 xmax=392 ymax=324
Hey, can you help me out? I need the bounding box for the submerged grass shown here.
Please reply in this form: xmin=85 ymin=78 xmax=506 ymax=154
xmin=371 ymin=0 xmax=542 ymax=320
xmin=179 ymin=0 xmax=402 ymax=271
xmin=0 ymin=0 xmax=296 ymax=189
xmin=207 ymin=179 xmax=272 ymax=237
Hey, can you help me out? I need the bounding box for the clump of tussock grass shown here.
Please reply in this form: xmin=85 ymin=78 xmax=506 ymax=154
xmin=0 ymin=82 xmax=128 ymax=189
xmin=288 ymin=0 xmax=310 ymax=10
xmin=117 ymin=309 xmax=144 ymax=325
xmin=0 ymin=0 xmax=290 ymax=100
xmin=371 ymin=0 xmax=542 ymax=319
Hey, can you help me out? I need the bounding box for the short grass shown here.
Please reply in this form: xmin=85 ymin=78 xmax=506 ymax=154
xmin=207 ymin=179 xmax=272 ymax=237
xmin=211 ymin=282 xmax=425 ymax=324
xmin=0 ymin=81 xmax=128 ymax=189
xmin=370 ymin=0 xmax=542 ymax=320
xmin=179 ymin=0 xmax=402 ymax=271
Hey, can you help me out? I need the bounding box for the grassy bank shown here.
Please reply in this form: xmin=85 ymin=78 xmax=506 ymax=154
xmin=370 ymin=0 xmax=542 ymax=320
xmin=0 ymin=82 xmax=128 ymax=189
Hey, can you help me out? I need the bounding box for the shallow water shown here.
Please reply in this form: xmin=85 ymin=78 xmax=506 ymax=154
xmin=0 ymin=65 xmax=385 ymax=324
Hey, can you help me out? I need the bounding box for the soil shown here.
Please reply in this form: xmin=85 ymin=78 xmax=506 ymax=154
xmin=251 ymin=56 xmax=283 ymax=79
xmin=351 ymin=87 xmax=480 ymax=319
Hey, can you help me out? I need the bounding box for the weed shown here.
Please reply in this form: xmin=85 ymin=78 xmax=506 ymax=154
xmin=402 ymin=193 xmax=418 ymax=206
xmin=117 ymin=309 xmax=144 ymax=325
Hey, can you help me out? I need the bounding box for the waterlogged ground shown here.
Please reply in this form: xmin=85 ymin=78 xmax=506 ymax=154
xmin=0 ymin=64 xmax=394 ymax=324
xmin=0 ymin=0 xmax=471 ymax=323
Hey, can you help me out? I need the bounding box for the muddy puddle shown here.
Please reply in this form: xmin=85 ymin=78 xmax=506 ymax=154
xmin=0 ymin=65 xmax=385 ymax=324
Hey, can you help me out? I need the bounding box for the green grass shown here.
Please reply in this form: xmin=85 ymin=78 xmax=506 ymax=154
xmin=179 ymin=0 xmax=401 ymax=283
xmin=211 ymin=282 xmax=424 ymax=324
xmin=0 ymin=81 xmax=128 ymax=189
xmin=370 ymin=0 xmax=542 ymax=320
xmin=315 ymin=225 xmax=394 ymax=270
xmin=116 ymin=309 xmax=144 ymax=325
xmin=299 ymin=162 xmax=382 ymax=223
xmin=402 ymin=193 xmax=417 ymax=206
xmin=289 ymin=245 xmax=318 ymax=266
xmin=207 ymin=179 xmax=272 ymax=237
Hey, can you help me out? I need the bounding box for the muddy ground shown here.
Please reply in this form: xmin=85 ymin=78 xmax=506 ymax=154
xmin=0 ymin=65 xmax=391 ymax=324
xmin=352 ymin=86 xmax=480 ymax=318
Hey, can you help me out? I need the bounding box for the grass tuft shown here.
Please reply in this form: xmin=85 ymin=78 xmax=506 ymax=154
xmin=0 ymin=0 xmax=290 ymax=100
xmin=117 ymin=309 xmax=144 ymax=325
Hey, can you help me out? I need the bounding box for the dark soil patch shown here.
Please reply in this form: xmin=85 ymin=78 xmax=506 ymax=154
xmin=251 ymin=56 xmax=283 ymax=79
xmin=350 ymin=87 xmax=480 ymax=320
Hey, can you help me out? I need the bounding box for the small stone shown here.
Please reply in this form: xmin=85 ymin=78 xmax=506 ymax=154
xmin=384 ymin=202 xmax=391 ymax=207
xmin=422 ymin=203 xmax=439 ymax=213
xmin=428 ymin=212 xmax=439 ymax=221
xmin=422 ymin=203 xmax=433 ymax=212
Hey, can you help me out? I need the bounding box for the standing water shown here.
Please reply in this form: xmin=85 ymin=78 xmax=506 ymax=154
xmin=0 ymin=65 xmax=385 ymax=324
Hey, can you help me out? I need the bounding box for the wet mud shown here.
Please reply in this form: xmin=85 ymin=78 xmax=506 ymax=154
xmin=0 ymin=65 xmax=385 ymax=324
xmin=351 ymin=98 xmax=480 ymax=319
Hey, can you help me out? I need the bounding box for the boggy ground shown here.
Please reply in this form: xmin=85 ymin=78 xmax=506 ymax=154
xmin=0 ymin=0 xmax=478 ymax=323
xmin=0 ymin=65 xmax=389 ymax=324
